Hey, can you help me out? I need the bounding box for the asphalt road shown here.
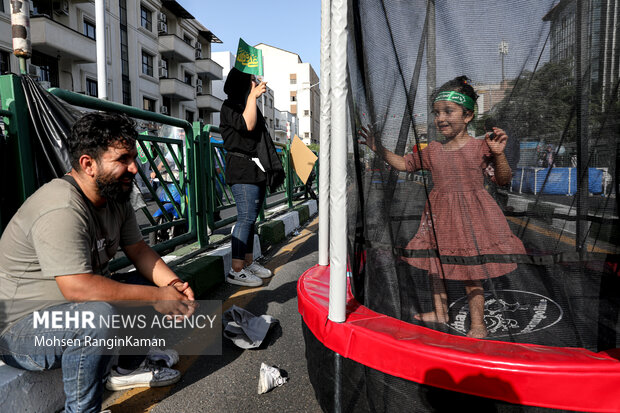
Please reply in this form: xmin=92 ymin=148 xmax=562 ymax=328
xmin=104 ymin=218 xmax=323 ymax=413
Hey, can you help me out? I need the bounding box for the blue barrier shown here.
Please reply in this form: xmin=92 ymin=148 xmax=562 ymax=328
xmin=511 ymin=167 xmax=605 ymax=195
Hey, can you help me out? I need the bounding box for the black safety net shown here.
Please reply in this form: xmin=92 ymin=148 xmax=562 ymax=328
xmin=304 ymin=0 xmax=620 ymax=411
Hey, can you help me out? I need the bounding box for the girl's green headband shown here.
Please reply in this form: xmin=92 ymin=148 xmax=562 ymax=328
xmin=434 ymin=91 xmax=475 ymax=111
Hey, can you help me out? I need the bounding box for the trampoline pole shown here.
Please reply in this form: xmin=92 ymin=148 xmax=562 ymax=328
xmin=334 ymin=352 xmax=343 ymax=413
xmin=575 ymin=0 xmax=590 ymax=253
xmin=95 ymin=0 xmax=108 ymax=100
xmin=319 ymin=0 xmax=332 ymax=266
xmin=426 ymin=0 xmax=437 ymax=142
xmin=328 ymin=0 xmax=348 ymax=323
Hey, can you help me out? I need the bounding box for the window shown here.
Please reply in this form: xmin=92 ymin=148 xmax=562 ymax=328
xmin=290 ymin=91 xmax=297 ymax=102
xmin=304 ymin=132 xmax=310 ymax=138
xmin=83 ymin=20 xmax=95 ymax=39
xmin=31 ymin=51 xmax=59 ymax=87
xmin=0 ymin=50 xmax=10 ymax=74
xmin=140 ymin=5 xmax=152 ymax=31
xmin=184 ymin=71 xmax=193 ymax=85
xmin=142 ymin=51 xmax=153 ymax=76
xmin=304 ymin=110 xmax=310 ymax=116
xmin=290 ymin=73 xmax=297 ymax=85
xmin=86 ymin=78 xmax=98 ymax=97
xmin=143 ymin=97 xmax=156 ymax=112
xmin=185 ymin=110 xmax=194 ymax=123
xmin=119 ymin=0 xmax=131 ymax=105
xmin=183 ymin=35 xmax=193 ymax=45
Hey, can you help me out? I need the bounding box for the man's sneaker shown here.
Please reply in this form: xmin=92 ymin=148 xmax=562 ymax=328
xmin=246 ymin=262 xmax=272 ymax=279
xmin=226 ymin=268 xmax=263 ymax=287
xmin=106 ymin=362 xmax=181 ymax=391
xmin=147 ymin=347 xmax=179 ymax=368
xmin=257 ymin=363 xmax=288 ymax=394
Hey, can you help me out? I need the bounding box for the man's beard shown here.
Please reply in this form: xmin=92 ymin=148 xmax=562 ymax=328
xmin=95 ymin=172 xmax=135 ymax=203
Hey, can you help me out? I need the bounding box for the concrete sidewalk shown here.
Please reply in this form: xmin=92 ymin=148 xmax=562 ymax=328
xmin=0 ymin=200 xmax=317 ymax=413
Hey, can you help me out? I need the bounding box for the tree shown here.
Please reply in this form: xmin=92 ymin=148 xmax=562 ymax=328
xmin=476 ymin=60 xmax=576 ymax=145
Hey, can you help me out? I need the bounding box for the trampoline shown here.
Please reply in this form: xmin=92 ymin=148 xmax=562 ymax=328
xmin=300 ymin=0 xmax=620 ymax=411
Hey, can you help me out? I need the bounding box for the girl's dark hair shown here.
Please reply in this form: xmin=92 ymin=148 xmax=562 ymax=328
xmin=69 ymin=112 xmax=137 ymax=170
xmin=433 ymin=75 xmax=478 ymax=112
xmin=223 ymin=67 xmax=252 ymax=104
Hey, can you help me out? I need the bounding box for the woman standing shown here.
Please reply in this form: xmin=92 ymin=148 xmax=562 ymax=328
xmin=220 ymin=68 xmax=273 ymax=287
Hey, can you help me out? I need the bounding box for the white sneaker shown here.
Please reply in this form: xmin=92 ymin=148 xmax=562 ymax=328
xmin=246 ymin=261 xmax=272 ymax=279
xmin=257 ymin=363 xmax=287 ymax=394
xmin=106 ymin=362 xmax=181 ymax=391
xmin=226 ymin=268 xmax=263 ymax=287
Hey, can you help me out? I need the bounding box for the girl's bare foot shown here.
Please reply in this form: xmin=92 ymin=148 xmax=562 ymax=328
xmin=414 ymin=311 xmax=449 ymax=323
xmin=467 ymin=324 xmax=488 ymax=339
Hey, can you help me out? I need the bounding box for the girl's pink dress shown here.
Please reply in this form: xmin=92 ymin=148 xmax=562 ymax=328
xmin=402 ymin=138 xmax=526 ymax=280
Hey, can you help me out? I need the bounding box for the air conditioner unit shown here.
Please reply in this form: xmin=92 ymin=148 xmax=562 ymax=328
xmin=195 ymin=49 xmax=202 ymax=59
xmin=158 ymin=59 xmax=166 ymax=68
xmin=158 ymin=20 xmax=168 ymax=34
xmin=53 ymin=0 xmax=69 ymax=15
xmin=160 ymin=106 xmax=169 ymax=115
xmin=158 ymin=67 xmax=168 ymax=78
xmin=196 ymin=85 xmax=203 ymax=94
xmin=28 ymin=64 xmax=41 ymax=79
xmin=158 ymin=12 xmax=167 ymax=23
xmin=196 ymin=79 xmax=203 ymax=87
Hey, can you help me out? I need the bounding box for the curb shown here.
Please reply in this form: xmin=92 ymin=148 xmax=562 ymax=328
xmin=0 ymin=199 xmax=318 ymax=412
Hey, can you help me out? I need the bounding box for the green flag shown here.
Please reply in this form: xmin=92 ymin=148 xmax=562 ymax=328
xmin=234 ymin=38 xmax=263 ymax=76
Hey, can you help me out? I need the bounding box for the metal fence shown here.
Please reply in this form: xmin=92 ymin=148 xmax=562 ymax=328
xmin=0 ymin=75 xmax=317 ymax=268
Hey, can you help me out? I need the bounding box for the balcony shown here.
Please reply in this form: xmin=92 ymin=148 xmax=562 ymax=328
xmin=195 ymin=58 xmax=223 ymax=80
xmin=196 ymin=93 xmax=223 ymax=112
xmin=160 ymin=78 xmax=195 ymax=101
xmin=158 ymin=34 xmax=195 ymax=63
xmin=30 ymin=17 xmax=96 ymax=63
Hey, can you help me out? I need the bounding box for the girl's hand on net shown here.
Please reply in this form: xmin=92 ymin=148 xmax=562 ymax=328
xmin=358 ymin=125 xmax=379 ymax=152
xmin=486 ymin=127 xmax=508 ymax=155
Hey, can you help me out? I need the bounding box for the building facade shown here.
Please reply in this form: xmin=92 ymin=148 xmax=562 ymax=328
xmin=543 ymin=0 xmax=620 ymax=104
xmin=0 ymin=0 xmax=223 ymax=125
xmin=255 ymin=43 xmax=319 ymax=145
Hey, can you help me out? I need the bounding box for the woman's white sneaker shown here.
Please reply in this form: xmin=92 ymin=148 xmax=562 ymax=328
xmin=245 ymin=262 xmax=272 ymax=279
xmin=227 ymin=268 xmax=263 ymax=287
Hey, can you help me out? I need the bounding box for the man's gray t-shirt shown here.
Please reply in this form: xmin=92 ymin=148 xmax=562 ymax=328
xmin=0 ymin=178 xmax=143 ymax=329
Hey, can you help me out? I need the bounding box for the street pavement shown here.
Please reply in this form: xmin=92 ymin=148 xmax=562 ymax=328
xmin=103 ymin=217 xmax=322 ymax=413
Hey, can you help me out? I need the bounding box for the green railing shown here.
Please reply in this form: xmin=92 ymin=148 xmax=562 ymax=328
xmin=0 ymin=75 xmax=318 ymax=267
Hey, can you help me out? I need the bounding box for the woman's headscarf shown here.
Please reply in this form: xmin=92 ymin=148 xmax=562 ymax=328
xmin=223 ymin=68 xmax=252 ymax=104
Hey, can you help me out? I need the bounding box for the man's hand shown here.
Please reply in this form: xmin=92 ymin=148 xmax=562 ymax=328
xmin=154 ymin=285 xmax=196 ymax=318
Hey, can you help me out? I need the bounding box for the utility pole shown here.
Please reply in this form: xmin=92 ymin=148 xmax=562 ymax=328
xmin=499 ymin=40 xmax=509 ymax=84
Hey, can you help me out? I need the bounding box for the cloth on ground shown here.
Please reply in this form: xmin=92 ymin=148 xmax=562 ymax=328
xmin=222 ymin=305 xmax=279 ymax=349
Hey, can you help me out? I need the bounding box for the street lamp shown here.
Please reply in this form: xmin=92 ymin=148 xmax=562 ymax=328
xmin=499 ymin=40 xmax=509 ymax=83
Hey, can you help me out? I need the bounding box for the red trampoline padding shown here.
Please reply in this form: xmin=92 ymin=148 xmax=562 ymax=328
xmin=298 ymin=265 xmax=620 ymax=412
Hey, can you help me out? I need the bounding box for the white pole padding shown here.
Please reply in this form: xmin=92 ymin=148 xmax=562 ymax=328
xmin=328 ymin=0 xmax=348 ymax=323
xmin=10 ymin=0 xmax=31 ymax=58
xmin=319 ymin=0 xmax=332 ymax=266
xmin=95 ymin=0 xmax=108 ymax=100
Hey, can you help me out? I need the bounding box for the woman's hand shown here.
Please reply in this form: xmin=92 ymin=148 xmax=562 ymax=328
xmin=485 ymin=127 xmax=508 ymax=156
xmin=358 ymin=125 xmax=379 ymax=152
xmin=250 ymin=80 xmax=267 ymax=100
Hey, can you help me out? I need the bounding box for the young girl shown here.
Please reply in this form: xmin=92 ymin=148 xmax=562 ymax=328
xmin=359 ymin=76 xmax=526 ymax=338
